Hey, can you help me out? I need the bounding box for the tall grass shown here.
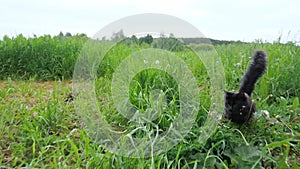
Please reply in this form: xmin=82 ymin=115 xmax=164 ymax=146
xmin=215 ymin=42 xmax=300 ymax=98
xmin=1 ymin=35 xmax=299 ymax=97
xmin=0 ymin=35 xmax=299 ymax=168
xmin=0 ymin=34 xmax=87 ymax=80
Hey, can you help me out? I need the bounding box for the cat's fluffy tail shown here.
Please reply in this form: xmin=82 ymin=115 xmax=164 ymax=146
xmin=239 ymin=50 xmax=268 ymax=96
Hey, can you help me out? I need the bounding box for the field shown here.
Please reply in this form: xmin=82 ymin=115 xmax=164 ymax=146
xmin=0 ymin=34 xmax=299 ymax=168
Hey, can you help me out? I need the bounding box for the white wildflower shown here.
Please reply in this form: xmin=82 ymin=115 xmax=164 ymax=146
xmin=32 ymin=112 xmax=38 ymax=117
xmin=261 ymin=110 xmax=270 ymax=118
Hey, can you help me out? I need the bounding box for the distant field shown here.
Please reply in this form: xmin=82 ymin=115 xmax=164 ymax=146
xmin=0 ymin=34 xmax=299 ymax=168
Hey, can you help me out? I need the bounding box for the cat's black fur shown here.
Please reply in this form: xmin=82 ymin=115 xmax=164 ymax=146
xmin=225 ymin=50 xmax=268 ymax=124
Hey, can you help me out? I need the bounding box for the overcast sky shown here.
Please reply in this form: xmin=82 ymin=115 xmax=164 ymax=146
xmin=1 ymin=0 xmax=300 ymax=42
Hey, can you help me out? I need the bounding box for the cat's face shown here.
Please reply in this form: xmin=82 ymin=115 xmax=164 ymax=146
xmin=225 ymin=91 xmax=256 ymax=124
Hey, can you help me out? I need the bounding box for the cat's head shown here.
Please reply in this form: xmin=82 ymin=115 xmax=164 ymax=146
xmin=224 ymin=91 xmax=256 ymax=124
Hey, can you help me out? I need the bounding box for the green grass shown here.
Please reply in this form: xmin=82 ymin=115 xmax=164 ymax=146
xmin=0 ymin=34 xmax=88 ymax=80
xmin=0 ymin=36 xmax=299 ymax=168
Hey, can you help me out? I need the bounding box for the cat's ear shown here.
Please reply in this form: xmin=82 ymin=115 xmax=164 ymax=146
xmin=224 ymin=90 xmax=234 ymax=95
xmin=237 ymin=92 xmax=247 ymax=100
xmin=225 ymin=91 xmax=234 ymax=98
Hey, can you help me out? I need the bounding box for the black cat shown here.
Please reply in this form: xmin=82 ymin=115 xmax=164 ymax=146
xmin=225 ymin=50 xmax=268 ymax=124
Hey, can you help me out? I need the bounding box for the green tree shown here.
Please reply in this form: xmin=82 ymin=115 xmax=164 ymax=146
xmin=139 ymin=34 xmax=153 ymax=45
xmin=111 ymin=29 xmax=125 ymax=41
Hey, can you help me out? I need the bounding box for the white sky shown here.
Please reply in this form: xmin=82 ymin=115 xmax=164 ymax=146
xmin=1 ymin=0 xmax=300 ymax=42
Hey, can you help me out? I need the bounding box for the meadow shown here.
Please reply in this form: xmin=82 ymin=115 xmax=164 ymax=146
xmin=0 ymin=34 xmax=299 ymax=168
